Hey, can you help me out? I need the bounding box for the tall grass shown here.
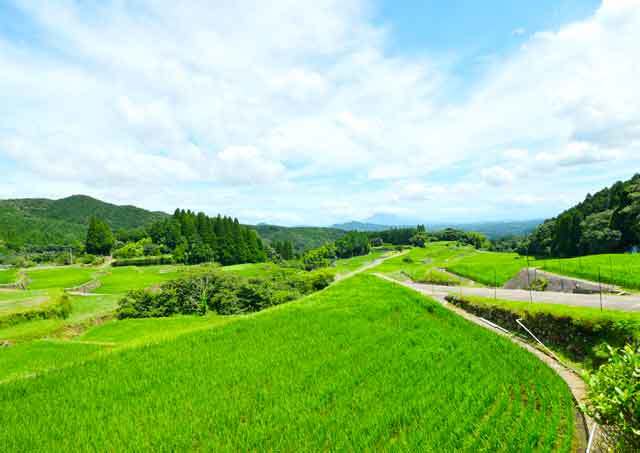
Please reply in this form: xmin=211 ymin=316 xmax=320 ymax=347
xmin=446 ymin=251 xmax=528 ymax=286
xmin=0 ymin=275 xmax=575 ymax=451
xmin=25 ymin=266 xmax=94 ymax=290
xmin=0 ymin=268 xmax=18 ymax=285
xmin=537 ymin=254 xmax=640 ymax=290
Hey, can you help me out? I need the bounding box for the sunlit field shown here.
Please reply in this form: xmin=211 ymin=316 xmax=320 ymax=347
xmin=0 ymin=275 xmax=575 ymax=451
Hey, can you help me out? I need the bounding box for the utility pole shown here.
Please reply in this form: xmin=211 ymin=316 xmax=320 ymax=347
xmin=494 ymin=267 xmax=497 ymax=300
xmin=598 ymin=267 xmax=603 ymax=312
xmin=526 ymin=255 xmax=533 ymax=303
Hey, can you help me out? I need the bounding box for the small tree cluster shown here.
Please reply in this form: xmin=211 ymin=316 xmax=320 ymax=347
xmin=117 ymin=268 xmax=334 ymax=318
xmin=272 ymin=240 xmax=295 ymax=260
xmin=85 ymin=217 xmax=114 ymax=256
xmin=148 ymin=210 xmax=266 ymax=265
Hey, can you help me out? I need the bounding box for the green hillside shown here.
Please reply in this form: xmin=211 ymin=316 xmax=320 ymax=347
xmin=527 ymin=173 xmax=640 ymax=256
xmin=0 ymin=195 xmax=169 ymax=248
xmin=251 ymin=224 xmax=346 ymax=254
xmin=0 ymin=275 xmax=575 ymax=451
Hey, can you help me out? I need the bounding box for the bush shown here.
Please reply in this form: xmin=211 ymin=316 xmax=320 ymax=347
xmin=585 ymin=345 xmax=640 ymax=451
xmin=0 ymin=293 xmax=72 ymax=328
xmin=529 ymin=277 xmax=549 ymax=292
xmin=117 ymin=267 xmax=335 ymax=319
xmin=112 ymin=255 xmax=174 ymax=267
xmin=445 ymin=295 xmax=639 ymax=367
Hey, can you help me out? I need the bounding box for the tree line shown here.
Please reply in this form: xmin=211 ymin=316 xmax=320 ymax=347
xmin=86 ymin=209 xmax=267 ymax=266
xmin=525 ymin=174 xmax=640 ymax=257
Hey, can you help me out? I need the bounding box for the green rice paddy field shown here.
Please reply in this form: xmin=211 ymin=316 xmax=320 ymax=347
xmin=0 ymin=274 xmax=576 ymax=451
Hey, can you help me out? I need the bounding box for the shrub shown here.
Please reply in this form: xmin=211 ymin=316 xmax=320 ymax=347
xmin=445 ymin=294 xmax=639 ymax=367
xmin=112 ymin=255 xmax=174 ymax=267
xmin=117 ymin=267 xmax=335 ymax=319
xmin=585 ymin=345 xmax=640 ymax=451
xmin=529 ymin=277 xmax=549 ymax=292
xmin=0 ymin=293 xmax=72 ymax=328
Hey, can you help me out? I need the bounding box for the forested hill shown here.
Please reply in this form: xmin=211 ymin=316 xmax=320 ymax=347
xmin=250 ymin=224 xmax=346 ymax=255
xmin=1 ymin=195 xmax=168 ymax=230
xmin=0 ymin=195 xmax=168 ymax=248
xmin=527 ymin=173 xmax=640 ymax=257
xmin=0 ymin=195 xmax=346 ymax=253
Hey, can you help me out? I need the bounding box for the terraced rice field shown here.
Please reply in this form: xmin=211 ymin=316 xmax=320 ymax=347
xmin=445 ymin=251 xmax=529 ymax=286
xmin=0 ymin=275 xmax=576 ymax=451
xmin=537 ymin=253 xmax=640 ymax=290
xmin=25 ymin=267 xmax=95 ymax=290
xmin=0 ymin=268 xmax=18 ymax=285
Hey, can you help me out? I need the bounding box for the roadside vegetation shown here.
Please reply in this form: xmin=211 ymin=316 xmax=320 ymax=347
xmin=0 ymin=275 xmax=575 ymax=451
xmin=445 ymin=294 xmax=640 ymax=369
xmin=537 ymin=254 xmax=640 ymax=290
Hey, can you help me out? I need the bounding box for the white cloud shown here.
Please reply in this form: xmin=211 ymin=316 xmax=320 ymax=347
xmin=481 ymin=165 xmax=515 ymax=186
xmin=213 ymin=146 xmax=286 ymax=185
xmin=0 ymin=0 xmax=639 ymax=224
xmin=534 ymin=141 xmax=622 ymax=168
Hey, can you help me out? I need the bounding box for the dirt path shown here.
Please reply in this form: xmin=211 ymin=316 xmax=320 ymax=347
xmin=335 ymin=250 xmax=409 ymax=281
xmin=375 ymin=273 xmax=593 ymax=451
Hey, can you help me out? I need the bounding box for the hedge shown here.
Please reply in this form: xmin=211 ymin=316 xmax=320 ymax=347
xmin=112 ymin=255 xmax=174 ymax=267
xmin=0 ymin=293 xmax=72 ymax=329
xmin=445 ymin=294 xmax=640 ymax=368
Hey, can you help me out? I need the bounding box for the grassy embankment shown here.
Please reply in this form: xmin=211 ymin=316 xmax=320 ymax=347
xmin=537 ymin=254 xmax=640 ymax=290
xmin=368 ymin=242 xmax=476 ymax=285
xmin=445 ymin=294 xmax=640 ymax=368
xmin=0 ymin=274 xmax=576 ymax=451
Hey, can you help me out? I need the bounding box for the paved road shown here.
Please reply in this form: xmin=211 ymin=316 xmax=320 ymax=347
xmin=394 ymin=279 xmax=640 ymax=312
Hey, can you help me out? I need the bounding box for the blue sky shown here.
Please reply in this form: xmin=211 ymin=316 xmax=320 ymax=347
xmin=1 ymin=0 xmax=639 ymax=226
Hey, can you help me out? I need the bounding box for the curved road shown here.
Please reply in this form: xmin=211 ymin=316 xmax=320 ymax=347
xmin=393 ymin=279 xmax=640 ymax=312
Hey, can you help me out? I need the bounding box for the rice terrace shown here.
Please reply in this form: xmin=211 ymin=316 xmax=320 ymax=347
xmin=1 ymin=1 xmax=640 ymax=452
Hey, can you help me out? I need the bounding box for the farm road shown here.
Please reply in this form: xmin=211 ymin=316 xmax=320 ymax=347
xmin=393 ymin=279 xmax=640 ymax=312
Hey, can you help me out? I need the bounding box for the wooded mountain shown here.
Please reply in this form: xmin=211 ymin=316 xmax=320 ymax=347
xmin=251 ymin=224 xmax=346 ymax=254
xmin=0 ymin=195 xmax=346 ymax=253
xmin=527 ymin=173 xmax=640 ymax=257
xmin=0 ymin=195 xmax=169 ymax=249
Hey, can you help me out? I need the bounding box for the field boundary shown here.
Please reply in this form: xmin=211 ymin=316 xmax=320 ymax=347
xmin=374 ymin=273 xmax=593 ymax=451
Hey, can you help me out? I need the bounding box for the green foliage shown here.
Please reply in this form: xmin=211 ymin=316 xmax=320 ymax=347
xmin=25 ymin=267 xmax=95 ymax=290
xmin=0 ymin=195 xmax=167 ymax=249
xmin=528 ymin=277 xmax=549 ymax=292
xmin=334 ymin=231 xmax=370 ymax=258
xmin=85 ymin=217 xmax=114 ymax=256
xmin=251 ymin=224 xmax=346 ymax=254
xmin=446 ymin=294 xmax=640 ymax=367
xmin=0 ymin=293 xmax=72 ymax=329
xmin=112 ymin=238 xmax=148 ymax=259
xmin=585 ymin=345 xmax=640 ymax=451
xmin=272 ymin=240 xmax=295 ymax=260
xmin=149 ymin=210 xmax=266 ymax=265
xmin=409 ymin=231 xmax=430 ymax=247
xmin=112 ymin=255 xmax=175 ymax=267
xmin=537 ymin=253 xmax=640 ymax=290
xmin=528 ymin=173 xmax=640 ymax=257
xmin=417 ymin=268 xmax=461 ymax=286
xmin=446 ymin=251 xmax=528 ymax=286
xmin=0 ymin=275 xmax=575 ymax=451
xmin=117 ymin=267 xmax=335 ymax=318
xmin=301 ymin=243 xmax=336 ymax=270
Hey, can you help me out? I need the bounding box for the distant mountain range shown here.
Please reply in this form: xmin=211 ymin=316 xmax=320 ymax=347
xmin=1 ymin=194 xmax=543 ymax=251
xmin=332 ymin=217 xmax=543 ymax=239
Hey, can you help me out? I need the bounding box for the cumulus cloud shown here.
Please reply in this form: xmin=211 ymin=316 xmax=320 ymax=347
xmin=534 ymin=141 xmax=622 ymax=168
xmin=0 ymin=0 xmax=639 ymax=224
xmin=481 ymin=166 xmax=515 ymax=186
